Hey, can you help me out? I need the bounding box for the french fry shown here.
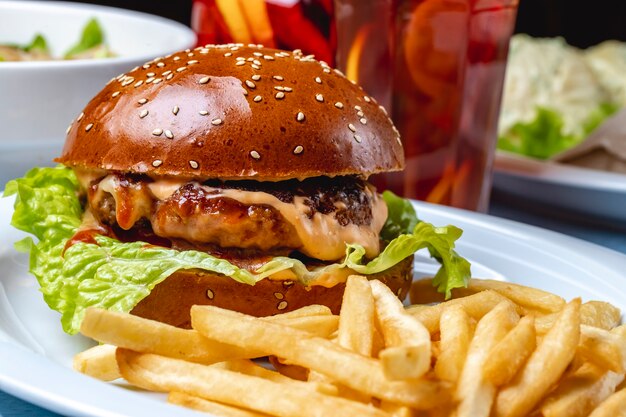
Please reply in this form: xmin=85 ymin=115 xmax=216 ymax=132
xmin=379 ymin=401 xmax=413 ymax=417
xmin=269 ymin=304 xmax=333 ymax=319
xmin=191 ymin=305 xmax=452 ymax=409
xmin=215 ymin=0 xmax=252 ymax=43
xmin=410 ymin=278 xmax=565 ymax=314
xmin=539 ymin=362 xmax=624 ymax=417
xmin=455 ymin=301 xmax=519 ymax=417
xmin=434 ymin=305 xmax=473 ymax=383
xmin=535 ymin=301 xmax=621 ymax=334
xmin=117 ymin=350 xmax=389 ymax=417
xmin=80 ymin=308 xmax=336 ymax=365
xmin=339 ymin=276 xmax=376 ymax=357
xmin=406 ymin=290 xmax=518 ymax=334
xmin=577 ymin=324 xmax=626 ymax=373
xmin=73 ymin=344 xmax=120 ymax=381
xmin=238 ymin=0 xmax=275 ymax=47
xmin=482 ymin=315 xmax=536 ymax=386
xmin=264 ymin=314 xmax=339 ymax=336
xmin=494 ymin=298 xmax=581 ymax=417
xmin=371 ymin=280 xmax=431 ymax=380
xmin=588 ymin=387 xmax=626 ymax=417
xmin=169 ymin=392 xmax=272 ymax=417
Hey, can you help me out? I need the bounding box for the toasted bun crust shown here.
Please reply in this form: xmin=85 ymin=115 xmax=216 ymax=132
xmin=57 ymin=45 xmax=404 ymax=180
xmin=130 ymin=256 xmax=414 ymax=328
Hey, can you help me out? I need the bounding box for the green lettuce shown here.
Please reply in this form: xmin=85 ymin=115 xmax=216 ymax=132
xmin=64 ymin=18 xmax=108 ymax=59
xmin=498 ymin=103 xmax=618 ymax=159
xmin=4 ymin=167 xmax=470 ymax=334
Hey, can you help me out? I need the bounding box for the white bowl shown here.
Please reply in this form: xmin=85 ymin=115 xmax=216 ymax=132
xmin=0 ymin=1 xmax=196 ymax=186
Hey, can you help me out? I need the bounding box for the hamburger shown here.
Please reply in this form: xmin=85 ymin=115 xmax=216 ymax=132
xmin=5 ymin=44 xmax=470 ymax=334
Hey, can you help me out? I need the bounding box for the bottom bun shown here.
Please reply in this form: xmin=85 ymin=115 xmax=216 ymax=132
xmin=131 ymin=256 xmax=414 ymax=328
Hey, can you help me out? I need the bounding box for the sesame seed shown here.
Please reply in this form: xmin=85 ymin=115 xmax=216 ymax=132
xmin=211 ymin=118 xmax=223 ymax=125
xmin=134 ymin=80 xmax=144 ymax=88
xmin=355 ymin=105 xmax=362 ymax=111
xmin=152 ymin=160 xmax=162 ymax=167
xmin=251 ymin=74 xmax=261 ymax=81
xmin=231 ymin=46 xmax=239 ymax=51
xmin=275 ymin=92 xmax=285 ymax=99
xmin=253 ymin=95 xmax=262 ymax=102
xmin=283 ymin=87 xmax=292 ymax=92
xmin=199 ymin=110 xmax=209 ymax=115
xmin=315 ymin=94 xmax=324 ymax=102
xmin=354 ymin=134 xmax=362 ymax=143
xmin=166 ymin=73 xmax=174 ymax=80
xmin=198 ymin=76 xmax=210 ymax=84
xmin=379 ymin=105 xmax=388 ymax=115
xmin=245 ymin=80 xmax=256 ymax=89
xmin=315 ymin=77 xmax=322 ymax=84
xmin=187 ymin=52 xmax=194 ymax=57
xmin=293 ymin=145 xmax=304 ymax=154
xmin=189 ymin=160 xmax=199 ymax=169
xmin=66 ymin=125 xmax=71 ymax=134
xmin=253 ymin=59 xmax=262 ymax=66
xmin=152 ymin=128 xmax=163 ymax=136
xmin=147 ymin=72 xmax=156 ymax=77
xmin=364 ymin=96 xmax=371 ymax=102
xmin=187 ymin=60 xmax=198 ymax=65
xmin=152 ymin=78 xmax=162 ymax=85
xmin=85 ymin=123 xmax=93 ymax=132
xmin=157 ymin=62 xmax=165 ymax=68
xmin=172 ymin=106 xmax=179 ymax=115
xmin=274 ymin=86 xmax=285 ymax=91
xmin=139 ymin=110 xmax=149 ymax=118
xmin=224 ymin=52 xmax=232 ymax=57
xmin=236 ymin=57 xmax=246 ymax=61
xmin=243 ymin=90 xmax=248 ymax=96
xmin=235 ymin=61 xmax=246 ymax=66
xmin=360 ymin=118 xmax=367 ymax=124
xmin=77 ymin=112 xmax=84 ymax=121
xmin=176 ymin=67 xmax=187 ymax=72
xmin=250 ymin=150 xmax=261 ymax=159
xmin=334 ymin=69 xmax=345 ymax=76
xmin=323 ymin=68 xmax=331 ymax=73
xmin=263 ymin=55 xmax=274 ymax=61
xmin=251 ymin=64 xmax=260 ymax=70
xmin=173 ymin=56 xmax=180 ymax=61
xmin=112 ymin=91 xmax=120 ymax=98
xmin=296 ymin=112 xmax=305 ymax=122
xmin=138 ymin=98 xmax=148 ymax=104
xmin=274 ymin=292 xmax=284 ymax=300
xmin=273 ymin=75 xmax=284 ymax=81
xmin=122 ymin=80 xmax=132 ymax=87
xmin=348 ymin=123 xmax=356 ymax=132
xmin=253 ymin=52 xmax=263 ymax=57
xmin=396 ymin=136 xmax=402 ymax=145
xmin=164 ymin=130 xmax=173 ymax=139
xmin=142 ymin=64 xmax=150 ymax=69
xmin=246 ymin=58 xmax=254 ymax=62
xmin=146 ymin=77 xmax=155 ymax=84
xmin=277 ymin=301 xmax=288 ymax=310
xmin=334 ymin=102 xmax=344 ymax=109
xmin=162 ymin=70 xmax=172 ymax=76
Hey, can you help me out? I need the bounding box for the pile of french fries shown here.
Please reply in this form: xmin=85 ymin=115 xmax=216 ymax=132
xmin=75 ymin=276 xmax=626 ymax=417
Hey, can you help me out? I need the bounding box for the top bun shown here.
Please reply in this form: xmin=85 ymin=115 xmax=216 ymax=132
xmin=57 ymin=45 xmax=404 ymax=180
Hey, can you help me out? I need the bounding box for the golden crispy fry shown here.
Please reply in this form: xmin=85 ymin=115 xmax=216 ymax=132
xmin=535 ymin=301 xmax=621 ymax=334
xmin=578 ymin=325 xmax=626 ymax=373
xmin=264 ymin=315 xmax=339 ymax=336
xmin=379 ymin=401 xmax=413 ymax=417
xmin=435 ymin=305 xmax=473 ymax=383
xmin=73 ymin=344 xmax=120 ymax=381
xmin=589 ymin=387 xmax=626 ymax=417
xmin=406 ymin=290 xmax=517 ymax=333
xmin=495 ymin=299 xmax=581 ymax=417
xmin=80 ymin=308 xmax=336 ymax=365
xmin=117 ymin=350 xmax=389 ymax=417
xmin=539 ymin=362 xmax=624 ymax=417
xmin=191 ymin=305 xmax=452 ymax=409
xmin=269 ymin=304 xmax=333 ymax=319
xmin=237 ymin=0 xmax=275 ymax=47
xmin=169 ymin=392 xmax=271 ymax=417
xmin=455 ymin=301 xmax=519 ymax=417
xmin=371 ymin=280 xmax=431 ymax=379
xmin=482 ymin=315 xmax=536 ymax=386
xmin=340 ymin=276 xmax=376 ymax=357
xmin=410 ymin=278 xmax=565 ymax=314
xmin=215 ymin=0 xmax=252 ymax=43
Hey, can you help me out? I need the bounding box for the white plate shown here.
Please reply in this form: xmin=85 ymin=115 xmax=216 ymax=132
xmin=1 ymin=194 xmax=626 ymax=417
xmin=493 ymin=151 xmax=626 ymax=223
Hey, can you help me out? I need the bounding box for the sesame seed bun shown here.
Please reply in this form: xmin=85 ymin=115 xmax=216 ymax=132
xmin=130 ymin=255 xmax=414 ymax=328
xmin=56 ymin=45 xmax=404 ymax=180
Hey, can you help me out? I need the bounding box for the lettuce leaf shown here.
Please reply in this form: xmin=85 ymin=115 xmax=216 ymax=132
xmin=498 ymin=104 xmax=618 ymax=159
xmin=64 ymin=18 xmax=106 ymax=59
xmin=4 ymin=167 xmax=470 ymax=334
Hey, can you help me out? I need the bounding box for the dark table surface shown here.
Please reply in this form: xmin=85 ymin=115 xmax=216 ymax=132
xmin=2 ymin=193 xmax=625 ymax=417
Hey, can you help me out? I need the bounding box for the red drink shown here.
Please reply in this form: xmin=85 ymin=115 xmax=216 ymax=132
xmin=191 ymin=0 xmax=519 ymax=211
